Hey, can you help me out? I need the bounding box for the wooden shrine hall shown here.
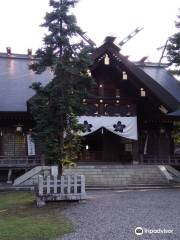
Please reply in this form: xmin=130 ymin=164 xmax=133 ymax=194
xmin=0 ymin=37 xmax=180 ymax=179
xmin=78 ymin=37 xmax=180 ymax=165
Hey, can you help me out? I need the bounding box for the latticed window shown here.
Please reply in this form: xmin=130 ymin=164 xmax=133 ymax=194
xmin=2 ymin=132 xmax=26 ymax=157
xmin=125 ymin=143 xmax=133 ymax=152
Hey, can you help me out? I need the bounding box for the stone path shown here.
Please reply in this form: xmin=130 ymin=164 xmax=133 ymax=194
xmin=59 ymin=189 xmax=180 ymax=240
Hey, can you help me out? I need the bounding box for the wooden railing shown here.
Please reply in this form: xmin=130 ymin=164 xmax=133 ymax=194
xmin=79 ymin=150 xmax=132 ymax=163
xmin=79 ymin=151 xmax=180 ymax=165
xmin=141 ymin=154 xmax=180 ymax=165
xmin=0 ymin=155 xmax=41 ymax=167
xmin=79 ymin=151 xmax=102 ymax=161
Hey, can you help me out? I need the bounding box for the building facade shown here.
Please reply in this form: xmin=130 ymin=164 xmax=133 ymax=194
xmin=78 ymin=37 xmax=180 ymax=165
xmin=0 ymin=38 xmax=180 ymax=180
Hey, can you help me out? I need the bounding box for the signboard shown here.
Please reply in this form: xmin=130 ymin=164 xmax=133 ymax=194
xmin=27 ymin=134 xmax=36 ymax=156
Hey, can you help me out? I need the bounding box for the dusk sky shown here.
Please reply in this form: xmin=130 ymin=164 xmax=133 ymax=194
xmin=0 ymin=0 xmax=179 ymax=62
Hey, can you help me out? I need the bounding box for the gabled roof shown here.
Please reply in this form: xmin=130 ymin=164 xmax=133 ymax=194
xmin=0 ymin=39 xmax=179 ymax=115
xmin=91 ymin=39 xmax=180 ymax=113
xmin=0 ymin=54 xmax=52 ymax=112
xmin=137 ymin=64 xmax=180 ymax=103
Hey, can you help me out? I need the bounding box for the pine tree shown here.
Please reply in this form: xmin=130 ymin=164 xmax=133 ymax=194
xmin=29 ymin=0 xmax=94 ymax=171
xmin=167 ymin=11 xmax=180 ymax=75
xmin=167 ymin=10 xmax=180 ymax=145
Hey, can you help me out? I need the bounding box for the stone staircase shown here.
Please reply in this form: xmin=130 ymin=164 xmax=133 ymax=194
xmin=13 ymin=166 xmax=52 ymax=186
xmin=64 ymin=164 xmax=169 ymax=187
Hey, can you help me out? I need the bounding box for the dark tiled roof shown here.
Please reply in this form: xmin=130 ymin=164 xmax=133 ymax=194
xmin=0 ymin=55 xmax=52 ymax=112
xmin=168 ymin=108 xmax=180 ymax=117
xmin=0 ymin=45 xmax=180 ymax=115
xmin=138 ymin=65 xmax=180 ymax=103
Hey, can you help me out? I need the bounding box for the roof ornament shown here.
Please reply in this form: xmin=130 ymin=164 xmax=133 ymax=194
xmin=104 ymin=54 xmax=110 ymax=65
xmin=139 ymin=56 xmax=148 ymax=63
xmin=157 ymin=40 xmax=168 ymax=65
xmin=27 ymin=49 xmax=32 ymax=56
xmin=6 ymin=47 xmax=11 ymax=55
xmin=78 ymin=32 xmax=96 ymax=47
xmin=104 ymin=36 xmax=116 ymax=43
xmin=159 ymin=105 xmax=168 ymax=114
xmin=119 ymin=27 xmax=144 ymax=47
xmin=122 ymin=71 xmax=128 ymax=80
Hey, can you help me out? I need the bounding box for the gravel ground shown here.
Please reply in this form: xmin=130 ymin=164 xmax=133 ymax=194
xmin=59 ymin=189 xmax=180 ymax=240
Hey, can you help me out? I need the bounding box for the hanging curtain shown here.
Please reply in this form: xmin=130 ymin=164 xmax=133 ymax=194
xmin=78 ymin=116 xmax=138 ymax=140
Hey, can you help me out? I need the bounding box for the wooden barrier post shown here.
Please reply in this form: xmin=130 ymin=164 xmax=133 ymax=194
xmin=54 ymin=176 xmax=57 ymax=194
xmin=37 ymin=174 xmax=87 ymax=206
xmin=37 ymin=175 xmax=45 ymax=207
xmin=38 ymin=175 xmax=43 ymax=196
xmin=47 ymin=176 xmax=50 ymax=194
xmin=67 ymin=175 xmax=71 ymax=194
xmin=61 ymin=175 xmax=64 ymax=194
xmin=74 ymin=175 xmax=77 ymax=194
xmin=81 ymin=175 xmax=86 ymax=196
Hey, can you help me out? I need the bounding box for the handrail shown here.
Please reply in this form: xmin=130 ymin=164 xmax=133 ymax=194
xmin=142 ymin=154 xmax=180 ymax=165
xmin=0 ymin=155 xmax=41 ymax=167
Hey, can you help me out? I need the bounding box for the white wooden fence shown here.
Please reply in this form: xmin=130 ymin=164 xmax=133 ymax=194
xmin=37 ymin=174 xmax=86 ymax=207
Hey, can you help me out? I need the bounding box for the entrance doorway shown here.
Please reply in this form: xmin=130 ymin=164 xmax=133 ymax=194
xmin=79 ymin=128 xmax=133 ymax=163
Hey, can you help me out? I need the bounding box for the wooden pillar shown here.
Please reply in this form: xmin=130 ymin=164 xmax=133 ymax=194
xmin=132 ymin=140 xmax=139 ymax=164
xmin=7 ymin=169 xmax=12 ymax=184
xmin=41 ymin=154 xmax=45 ymax=166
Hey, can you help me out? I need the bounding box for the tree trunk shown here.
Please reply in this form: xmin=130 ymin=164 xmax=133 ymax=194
xmin=59 ymin=114 xmax=64 ymax=176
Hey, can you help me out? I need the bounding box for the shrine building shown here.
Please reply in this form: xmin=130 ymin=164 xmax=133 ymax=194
xmin=0 ymin=37 xmax=180 ymax=182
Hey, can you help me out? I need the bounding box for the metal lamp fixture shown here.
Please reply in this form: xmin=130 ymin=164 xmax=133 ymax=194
xmin=160 ymin=128 xmax=165 ymax=134
xmin=16 ymin=123 xmax=23 ymax=132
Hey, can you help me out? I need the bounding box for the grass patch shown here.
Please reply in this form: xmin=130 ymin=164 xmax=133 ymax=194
xmin=0 ymin=216 xmax=72 ymax=240
xmin=0 ymin=191 xmax=73 ymax=240
xmin=0 ymin=192 xmax=34 ymax=209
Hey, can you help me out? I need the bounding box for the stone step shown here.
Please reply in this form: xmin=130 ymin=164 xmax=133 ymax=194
xmin=65 ymin=169 xmax=162 ymax=173
xmin=64 ymin=164 xmax=168 ymax=186
xmin=72 ymin=166 xmax=161 ymax=169
xmin=65 ymin=168 xmax=161 ymax=172
xmin=64 ymin=172 xmax=163 ymax=177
